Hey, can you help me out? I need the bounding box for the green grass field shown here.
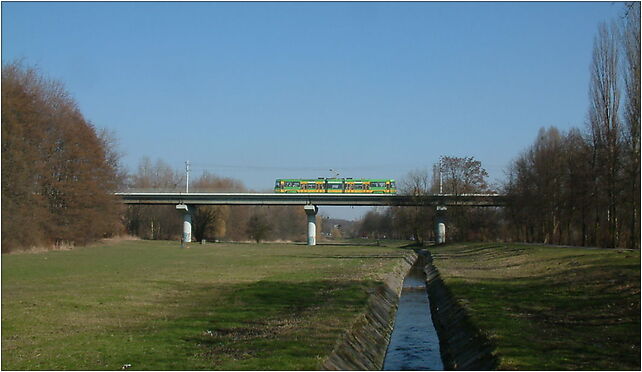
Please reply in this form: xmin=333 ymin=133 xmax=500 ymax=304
xmin=430 ymin=243 xmax=641 ymax=370
xmin=2 ymin=240 xmax=410 ymax=370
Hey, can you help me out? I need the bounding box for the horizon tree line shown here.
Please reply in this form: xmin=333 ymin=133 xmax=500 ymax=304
xmin=1 ymin=4 xmax=639 ymax=251
xmin=504 ymin=3 xmax=640 ymax=248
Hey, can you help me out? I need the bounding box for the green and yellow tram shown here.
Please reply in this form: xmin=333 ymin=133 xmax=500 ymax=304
xmin=274 ymin=178 xmax=396 ymax=194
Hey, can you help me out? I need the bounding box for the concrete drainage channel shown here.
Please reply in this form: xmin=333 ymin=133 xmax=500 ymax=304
xmin=322 ymin=250 xmax=497 ymax=371
xmin=383 ymin=257 xmax=443 ymax=370
xmin=424 ymin=251 xmax=499 ymax=370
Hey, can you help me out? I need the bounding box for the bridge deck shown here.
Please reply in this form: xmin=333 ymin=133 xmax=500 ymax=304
xmin=116 ymin=192 xmax=506 ymax=207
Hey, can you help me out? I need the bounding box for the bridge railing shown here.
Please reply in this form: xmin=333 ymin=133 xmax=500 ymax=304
xmin=115 ymin=192 xmax=507 ymax=207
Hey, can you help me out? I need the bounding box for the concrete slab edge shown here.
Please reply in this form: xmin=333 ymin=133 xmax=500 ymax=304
xmin=321 ymin=251 xmax=418 ymax=370
xmin=423 ymin=251 xmax=499 ymax=370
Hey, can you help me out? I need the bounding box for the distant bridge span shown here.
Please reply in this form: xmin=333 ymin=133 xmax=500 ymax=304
xmin=116 ymin=192 xmax=506 ymax=246
xmin=116 ymin=192 xmax=507 ymax=207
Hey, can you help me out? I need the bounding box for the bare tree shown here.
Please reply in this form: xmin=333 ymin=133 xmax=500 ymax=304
xmin=125 ymin=158 xmax=183 ymax=240
xmin=193 ymin=206 xmax=229 ymax=242
xmin=268 ymin=206 xmax=307 ymax=242
xmin=502 ymin=4 xmax=637 ymax=249
xmin=189 ymin=171 xmax=241 ymax=242
xmin=439 ymin=156 xmax=490 ymax=195
xmin=398 ymin=169 xmax=434 ymax=243
xmin=620 ymin=2 xmax=641 ymax=248
xmin=247 ymin=211 xmax=272 ymax=243
xmin=358 ymin=208 xmax=394 ymax=239
xmin=562 ymin=128 xmax=594 ymax=246
xmin=1 ymin=62 xmax=123 ymax=251
xmin=505 ymin=127 xmax=597 ymax=246
xmin=587 ymin=22 xmax=621 ymax=248
xmin=438 ymin=156 xmax=492 ymax=242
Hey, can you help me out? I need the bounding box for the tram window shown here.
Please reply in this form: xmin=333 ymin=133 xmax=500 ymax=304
xmin=354 ymin=184 xmax=363 ymax=190
xmin=329 ymin=183 xmax=342 ymax=189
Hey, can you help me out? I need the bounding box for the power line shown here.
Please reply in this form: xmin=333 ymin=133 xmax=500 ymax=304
xmin=190 ymin=162 xmax=406 ymax=172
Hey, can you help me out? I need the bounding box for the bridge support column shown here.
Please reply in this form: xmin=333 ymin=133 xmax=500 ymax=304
xmin=435 ymin=206 xmax=447 ymax=245
xmin=176 ymin=204 xmax=194 ymax=247
xmin=304 ymin=205 xmax=319 ymax=246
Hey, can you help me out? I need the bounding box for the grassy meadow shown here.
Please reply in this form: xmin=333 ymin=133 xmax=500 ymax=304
xmin=2 ymin=240 xmax=411 ymax=370
xmin=430 ymin=243 xmax=641 ymax=370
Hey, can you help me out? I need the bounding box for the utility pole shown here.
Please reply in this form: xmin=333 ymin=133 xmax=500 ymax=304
xmin=433 ymin=161 xmax=443 ymax=194
xmin=436 ymin=157 xmax=446 ymax=244
xmin=185 ymin=160 xmax=190 ymax=193
xmin=439 ymin=163 xmax=443 ymax=194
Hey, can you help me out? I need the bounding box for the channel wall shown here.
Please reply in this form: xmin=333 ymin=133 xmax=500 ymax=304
xmin=321 ymin=251 xmax=417 ymax=370
xmin=424 ymin=251 xmax=498 ymax=370
xmin=321 ymin=249 xmax=497 ymax=371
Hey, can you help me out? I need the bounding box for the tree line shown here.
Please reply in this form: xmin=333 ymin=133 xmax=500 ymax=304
xmin=123 ymin=157 xmax=308 ymax=243
xmin=355 ymin=156 xmax=502 ymax=243
xmin=357 ymin=4 xmax=640 ymax=249
xmin=1 ymin=63 xmax=311 ymax=252
xmin=505 ymin=4 xmax=640 ymax=249
xmin=2 ymin=62 xmax=123 ymax=252
xmin=2 ymin=4 xmax=638 ymax=251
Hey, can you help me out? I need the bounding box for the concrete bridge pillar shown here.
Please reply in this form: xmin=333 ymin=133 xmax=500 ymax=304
xmin=304 ymin=205 xmax=319 ymax=246
xmin=176 ymin=204 xmax=194 ymax=246
xmin=435 ymin=206 xmax=447 ymax=245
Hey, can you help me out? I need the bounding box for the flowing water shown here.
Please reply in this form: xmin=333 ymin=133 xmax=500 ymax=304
xmin=383 ymin=263 xmax=443 ymax=370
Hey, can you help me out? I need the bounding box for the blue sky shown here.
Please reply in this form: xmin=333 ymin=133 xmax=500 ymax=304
xmin=2 ymin=1 xmax=625 ymax=219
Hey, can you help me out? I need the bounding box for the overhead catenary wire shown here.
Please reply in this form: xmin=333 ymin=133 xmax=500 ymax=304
xmin=187 ymin=161 xmax=511 ymax=184
xmin=189 ymin=162 xmax=407 ymax=172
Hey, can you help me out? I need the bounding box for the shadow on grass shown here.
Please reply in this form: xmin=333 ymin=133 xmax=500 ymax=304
xmin=283 ymin=254 xmax=406 ymax=260
xmin=120 ymin=278 xmax=381 ymax=370
xmin=399 ymin=242 xmax=424 ymax=249
xmin=444 ymin=262 xmax=640 ymax=370
xmin=303 ymin=242 xmax=379 ymax=246
xmin=295 ymin=242 xmax=397 ymax=247
xmin=432 ymin=244 xmax=527 ymax=259
xmin=274 ymin=245 xmax=414 ymax=260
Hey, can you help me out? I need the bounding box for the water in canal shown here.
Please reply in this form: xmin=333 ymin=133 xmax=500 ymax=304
xmin=383 ymin=263 xmax=443 ymax=370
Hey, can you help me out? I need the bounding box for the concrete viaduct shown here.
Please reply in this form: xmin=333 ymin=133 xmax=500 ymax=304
xmin=116 ymin=192 xmax=506 ymax=246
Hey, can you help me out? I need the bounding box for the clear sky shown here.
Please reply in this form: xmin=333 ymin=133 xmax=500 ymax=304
xmin=2 ymin=1 xmax=625 ymax=219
